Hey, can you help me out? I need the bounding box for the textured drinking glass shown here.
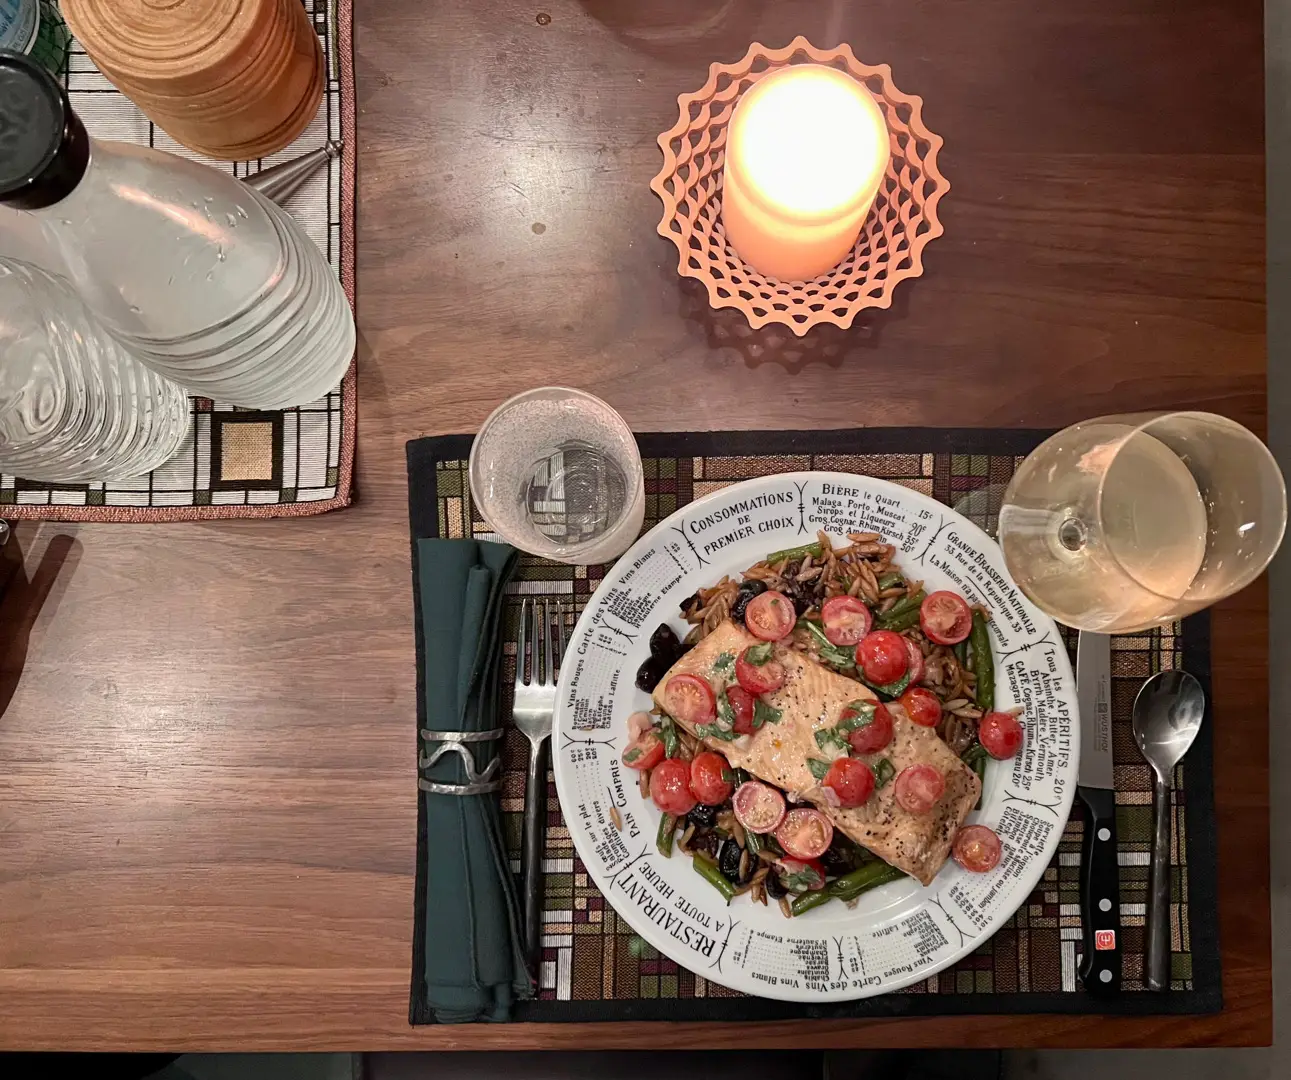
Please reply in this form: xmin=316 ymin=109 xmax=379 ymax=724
xmin=469 ymin=387 xmax=645 ymax=565
xmin=998 ymin=411 xmax=1286 ymax=632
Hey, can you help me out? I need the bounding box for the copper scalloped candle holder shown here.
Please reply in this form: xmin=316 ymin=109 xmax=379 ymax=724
xmin=650 ymin=37 xmax=949 ymax=336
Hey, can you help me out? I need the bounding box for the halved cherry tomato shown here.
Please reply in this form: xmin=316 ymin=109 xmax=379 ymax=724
xmin=845 ymin=701 xmax=894 ymax=754
xmin=725 ymin=685 xmax=756 ymax=735
xmin=821 ymin=595 xmax=872 ymax=646
xmin=649 ymin=757 xmax=697 ymax=815
xmin=899 ymin=686 xmax=943 ymax=728
xmin=904 ymin=636 xmax=925 ymax=684
xmin=662 ymin=673 xmax=716 ymax=725
xmin=858 ymin=630 xmax=909 ymax=685
xmin=744 ymin=590 xmax=796 ymax=641
xmin=621 ymin=730 xmax=665 ymax=771
xmin=733 ymin=780 xmax=786 ymax=833
xmin=953 ymin=825 xmax=1003 ymax=873
xmin=735 ymin=646 xmax=786 ymax=694
xmin=776 ymin=856 xmax=826 ymax=893
xmin=979 ymin=711 xmax=1024 ymax=759
xmin=894 ymin=763 xmax=945 ymax=814
xmin=822 ymin=757 xmax=876 ymax=809
xmin=919 ymin=591 xmax=973 ymax=645
xmin=690 ymin=751 xmax=734 ymax=805
xmin=775 ymin=807 xmax=834 ymax=859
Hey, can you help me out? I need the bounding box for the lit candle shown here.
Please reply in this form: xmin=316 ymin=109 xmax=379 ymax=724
xmin=721 ymin=64 xmax=891 ymax=282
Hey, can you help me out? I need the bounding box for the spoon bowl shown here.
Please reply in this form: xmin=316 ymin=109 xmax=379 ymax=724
xmin=1132 ymin=670 xmax=1206 ymax=779
xmin=1130 ymin=668 xmax=1206 ymax=992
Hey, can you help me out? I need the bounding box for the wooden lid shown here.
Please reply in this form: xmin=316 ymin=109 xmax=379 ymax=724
xmin=61 ymin=0 xmax=283 ymax=92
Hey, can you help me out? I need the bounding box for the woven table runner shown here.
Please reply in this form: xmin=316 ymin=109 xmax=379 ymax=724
xmin=407 ymin=428 xmax=1221 ymax=1021
xmin=1 ymin=0 xmax=356 ymax=521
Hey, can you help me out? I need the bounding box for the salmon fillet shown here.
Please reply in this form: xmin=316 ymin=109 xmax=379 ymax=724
xmin=652 ymin=620 xmax=981 ymax=886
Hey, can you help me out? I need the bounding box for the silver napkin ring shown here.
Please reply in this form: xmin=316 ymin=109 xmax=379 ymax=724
xmin=418 ymin=727 xmax=504 ymax=795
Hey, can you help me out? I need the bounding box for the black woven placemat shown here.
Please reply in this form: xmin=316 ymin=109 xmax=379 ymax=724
xmin=408 ymin=428 xmax=1221 ymax=1022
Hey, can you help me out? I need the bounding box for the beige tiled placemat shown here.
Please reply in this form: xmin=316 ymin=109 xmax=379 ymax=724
xmin=3 ymin=0 xmax=356 ymax=520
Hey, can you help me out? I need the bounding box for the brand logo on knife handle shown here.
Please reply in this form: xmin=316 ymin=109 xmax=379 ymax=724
xmin=1093 ymin=673 xmax=1111 ymax=757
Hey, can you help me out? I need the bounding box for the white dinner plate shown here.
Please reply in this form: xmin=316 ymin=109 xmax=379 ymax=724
xmin=553 ymin=472 xmax=1078 ymax=1001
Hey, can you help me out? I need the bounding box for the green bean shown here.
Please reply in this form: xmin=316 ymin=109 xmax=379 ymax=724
xmin=693 ymin=853 xmax=736 ymax=903
xmin=875 ymin=589 xmax=925 ymax=630
xmin=970 ymin=610 xmax=994 ymax=712
xmin=789 ymin=888 xmax=835 ymax=917
xmin=830 ymin=861 xmax=906 ymax=901
xmin=656 ymin=812 xmax=676 ymax=857
xmin=954 ymin=640 xmax=968 ymax=665
xmin=745 ymin=830 xmax=763 ymax=856
xmin=766 ymin=541 xmax=823 ymax=565
xmin=875 ymin=606 xmax=921 ymax=633
xmin=790 ymin=863 xmax=905 ymax=915
xmin=877 ymin=571 xmax=905 ymax=590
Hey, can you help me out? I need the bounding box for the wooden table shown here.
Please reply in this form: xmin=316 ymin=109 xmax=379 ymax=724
xmin=0 ymin=0 xmax=1270 ymax=1051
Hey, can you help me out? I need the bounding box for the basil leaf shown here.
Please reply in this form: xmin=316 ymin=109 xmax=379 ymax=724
xmin=696 ymin=722 xmax=740 ymax=742
xmin=874 ymin=757 xmax=896 ymax=788
xmin=660 ymin=716 xmax=681 ymax=758
xmin=753 ymin=698 xmax=782 ymax=728
xmin=712 ymin=650 xmax=735 ymax=676
xmin=721 ymin=767 xmax=735 ymax=784
xmin=838 ymin=701 xmax=876 ymax=732
xmin=814 ymin=726 xmax=849 ymax=753
xmin=781 ymin=865 xmax=826 ymax=893
xmin=806 ymin=757 xmax=832 ymax=781
xmin=715 ymin=691 xmax=736 ymax=731
xmin=800 ymin=622 xmax=858 ymax=671
xmin=864 ymin=670 xmax=913 ymax=701
xmin=744 ymin=642 xmax=775 ymax=665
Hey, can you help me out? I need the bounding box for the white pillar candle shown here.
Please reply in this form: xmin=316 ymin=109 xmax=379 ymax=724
xmin=721 ymin=64 xmax=891 ymax=282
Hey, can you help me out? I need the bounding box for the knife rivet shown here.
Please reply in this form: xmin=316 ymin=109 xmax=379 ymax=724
xmin=1099 ymin=898 xmax=1112 ymax=912
xmin=1099 ymin=969 xmax=1113 ymax=983
xmin=1098 ymin=827 xmax=1111 ymax=841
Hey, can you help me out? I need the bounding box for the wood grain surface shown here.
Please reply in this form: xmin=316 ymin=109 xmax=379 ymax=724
xmin=0 ymin=0 xmax=1270 ymax=1050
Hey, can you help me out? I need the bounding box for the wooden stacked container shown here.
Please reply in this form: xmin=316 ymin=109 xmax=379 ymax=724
xmin=60 ymin=0 xmax=324 ymax=160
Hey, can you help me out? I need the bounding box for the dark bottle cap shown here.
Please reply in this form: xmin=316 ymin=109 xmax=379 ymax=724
xmin=0 ymin=49 xmax=90 ymax=210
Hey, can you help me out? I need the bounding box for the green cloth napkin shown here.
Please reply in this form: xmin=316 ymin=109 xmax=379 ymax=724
xmin=417 ymin=538 xmax=529 ymax=1022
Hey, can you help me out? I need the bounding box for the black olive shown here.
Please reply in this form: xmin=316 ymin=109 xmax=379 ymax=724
xmin=634 ymin=655 xmax=666 ymax=693
xmin=730 ymin=579 xmax=767 ymax=622
xmin=782 ymin=579 xmax=814 ymax=616
xmin=649 ymin=623 xmax=682 ymax=663
xmin=718 ymin=838 xmax=744 ymax=882
xmin=688 ymin=803 xmax=718 ymax=828
xmin=691 ymin=830 xmax=720 ymax=858
xmin=679 ymin=592 xmax=703 ymax=618
xmin=764 ymin=868 xmax=787 ymax=898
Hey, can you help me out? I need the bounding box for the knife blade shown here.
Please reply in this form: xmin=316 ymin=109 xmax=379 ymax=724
xmin=1076 ymin=631 xmax=1121 ymax=992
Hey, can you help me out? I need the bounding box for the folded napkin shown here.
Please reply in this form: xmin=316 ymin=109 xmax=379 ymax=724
xmin=416 ymin=538 xmax=529 ymax=1022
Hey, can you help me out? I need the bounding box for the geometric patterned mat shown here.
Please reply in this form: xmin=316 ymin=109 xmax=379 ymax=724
xmin=1 ymin=0 xmax=356 ymax=521
xmin=408 ymin=428 xmax=1221 ymax=1022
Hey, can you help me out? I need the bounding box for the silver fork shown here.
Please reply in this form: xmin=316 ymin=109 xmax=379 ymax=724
xmin=513 ymin=597 xmax=564 ymax=975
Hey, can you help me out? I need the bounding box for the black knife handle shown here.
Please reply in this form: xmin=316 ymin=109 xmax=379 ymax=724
xmin=1078 ymin=786 xmax=1122 ymax=992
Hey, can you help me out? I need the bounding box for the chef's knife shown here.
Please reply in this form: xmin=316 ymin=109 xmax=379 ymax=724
xmin=1076 ymin=631 xmax=1121 ymax=992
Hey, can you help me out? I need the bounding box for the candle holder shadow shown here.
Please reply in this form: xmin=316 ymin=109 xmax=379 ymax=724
xmin=650 ymin=36 xmax=948 ymax=337
xmin=674 ymin=273 xmax=914 ymax=375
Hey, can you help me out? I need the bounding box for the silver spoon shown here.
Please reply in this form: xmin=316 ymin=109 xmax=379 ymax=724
xmin=1131 ymin=669 xmax=1206 ymax=991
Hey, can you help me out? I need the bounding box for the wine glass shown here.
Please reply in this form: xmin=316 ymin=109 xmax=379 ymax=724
xmin=468 ymin=387 xmax=646 ymax=565
xmin=998 ymin=411 xmax=1286 ymax=633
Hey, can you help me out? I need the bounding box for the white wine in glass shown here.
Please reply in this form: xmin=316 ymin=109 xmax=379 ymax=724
xmin=998 ymin=412 xmax=1286 ymax=633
